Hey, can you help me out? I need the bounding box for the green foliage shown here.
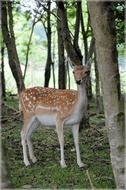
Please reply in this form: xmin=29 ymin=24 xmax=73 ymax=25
xmin=113 ymin=2 xmax=125 ymax=45
xmin=67 ymin=2 xmax=76 ymax=19
xmin=12 ymin=5 xmax=47 ymax=67
xmin=24 ymin=11 xmax=32 ymax=21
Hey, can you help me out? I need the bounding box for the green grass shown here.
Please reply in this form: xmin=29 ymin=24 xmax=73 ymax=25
xmin=2 ymin=96 xmax=116 ymax=189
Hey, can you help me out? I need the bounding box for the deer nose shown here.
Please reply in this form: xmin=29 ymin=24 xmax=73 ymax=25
xmin=76 ymin=80 xmax=81 ymax=85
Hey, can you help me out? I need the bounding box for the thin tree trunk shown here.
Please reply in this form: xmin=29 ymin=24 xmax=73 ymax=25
xmin=88 ymin=2 xmax=125 ymax=188
xmin=57 ymin=4 xmax=66 ymax=89
xmin=81 ymin=6 xmax=88 ymax=64
xmin=94 ymin=47 xmax=103 ymax=114
xmin=51 ymin=62 xmax=55 ymax=89
xmin=87 ymin=37 xmax=95 ymax=61
xmin=73 ymin=1 xmax=83 ymax=62
xmin=24 ymin=20 xmax=36 ymax=80
xmin=52 ymin=32 xmax=56 ymax=88
xmin=81 ymin=9 xmax=94 ymax=127
xmin=1 ymin=43 xmax=6 ymax=98
xmin=66 ymin=60 xmax=71 ymax=89
xmin=44 ymin=1 xmax=52 ymax=87
xmin=80 ymin=38 xmax=95 ymax=129
xmin=1 ymin=1 xmax=25 ymax=93
xmin=57 ymin=1 xmax=82 ymax=65
xmin=86 ymin=38 xmax=95 ymax=100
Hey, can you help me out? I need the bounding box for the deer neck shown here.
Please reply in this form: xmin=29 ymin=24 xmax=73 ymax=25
xmin=77 ymin=82 xmax=87 ymax=109
xmin=64 ymin=82 xmax=88 ymax=125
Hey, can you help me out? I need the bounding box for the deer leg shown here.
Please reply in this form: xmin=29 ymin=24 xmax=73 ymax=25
xmin=72 ymin=124 xmax=84 ymax=167
xmin=21 ymin=117 xmax=36 ymax=166
xmin=56 ymin=119 xmax=66 ymax=168
xmin=26 ymin=119 xmax=38 ymax=164
xmin=21 ymin=129 xmax=30 ymax=166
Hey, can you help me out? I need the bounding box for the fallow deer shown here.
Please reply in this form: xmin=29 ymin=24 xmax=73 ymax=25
xmin=20 ymin=64 xmax=90 ymax=168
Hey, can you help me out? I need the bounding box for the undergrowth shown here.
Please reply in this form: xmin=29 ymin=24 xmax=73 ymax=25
xmin=1 ymin=95 xmax=116 ymax=189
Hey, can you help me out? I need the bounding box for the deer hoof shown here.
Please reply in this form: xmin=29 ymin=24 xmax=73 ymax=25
xmin=60 ymin=161 xmax=67 ymax=168
xmin=31 ymin=156 xmax=37 ymax=163
xmin=24 ymin=160 xmax=30 ymax=167
xmin=78 ymin=162 xmax=86 ymax=168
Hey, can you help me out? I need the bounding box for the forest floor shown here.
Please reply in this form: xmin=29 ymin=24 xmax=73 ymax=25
xmin=1 ymin=94 xmax=116 ymax=189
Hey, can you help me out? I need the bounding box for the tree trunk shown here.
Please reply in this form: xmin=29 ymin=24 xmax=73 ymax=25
xmin=94 ymin=46 xmax=103 ymax=114
xmin=24 ymin=20 xmax=36 ymax=80
xmin=87 ymin=37 xmax=95 ymax=61
xmin=1 ymin=43 xmax=6 ymax=98
xmin=73 ymin=1 xmax=83 ymax=62
xmin=86 ymin=38 xmax=95 ymax=101
xmin=57 ymin=1 xmax=90 ymax=129
xmin=57 ymin=1 xmax=82 ymax=65
xmin=88 ymin=2 xmax=125 ymax=189
xmin=52 ymin=62 xmax=56 ymax=89
xmin=52 ymin=32 xmax=56 ymax=89
xmin=1 ymin=1 xmax=25 ymax=93
xmin=66 ymin=60 xmax=71 ymax=89
xmin=44 ymin=1 xmax=53 ymax=87
xmin=80 ymin=38 xmax=95 ymax=129
xmin=57 ymin=6 xmax=66 ymax=89
xmin=81 ymin=7 xmax=88 ymax=64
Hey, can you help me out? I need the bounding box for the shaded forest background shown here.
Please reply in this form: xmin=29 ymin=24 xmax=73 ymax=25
xmin=1 ymin=0 xmax=125 ymax=189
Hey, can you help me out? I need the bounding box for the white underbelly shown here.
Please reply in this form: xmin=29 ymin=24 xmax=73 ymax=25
xmin=65 ymin=117 xmax=80 ymax=126
xmin=36 ymin=114 xmax=56 ymax=126
xmin=64 ymin=113 xmax=82 ymax=125
xmin=36 ymin=112 xmax=82 ymax=127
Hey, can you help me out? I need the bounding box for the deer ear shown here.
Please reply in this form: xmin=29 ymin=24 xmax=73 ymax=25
xmin=86 ymin=58 xmax=92 ymax=69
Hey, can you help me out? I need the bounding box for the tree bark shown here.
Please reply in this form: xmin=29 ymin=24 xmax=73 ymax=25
xmin=57 ymin=1 xmax=82 ymax=65
xmin=66 ymin=60 xmax=71 ymax=89
xmin=1 ymin=43 xmax=6 ymax=98
xmin=86 ymin=38 xmax=95 ymax=101
xmin=94 ymin=46 xmax=103 ymax=114
xmin=87 ymin=37 xmax=95 ymax=61
xmin=81 ymin=7 xmax=88 ymax=64
xmin=24 ymin=20 xmax=36 ymax=80
xmin=44 ymin=1 xmax=53 ymax=87
xmin=52 ymin=32 xmax=56 ymax=89
xmin=1 ymin=1 xmax=25 ymax=93
xmin=88 ymin=2 xmax=125 ymax=189
xmin=57 ymin=6 xmax=66 ymax=89
xmin=73 ymin=1 xmax=83 ymax=62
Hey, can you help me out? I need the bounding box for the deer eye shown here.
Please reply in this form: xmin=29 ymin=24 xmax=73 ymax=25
xmin=85 ymin=70 xmax=90 ymax=74
xmin=73 ymin=71 xmax=75 ymax=74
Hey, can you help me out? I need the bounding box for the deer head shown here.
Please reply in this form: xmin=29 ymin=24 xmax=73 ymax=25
xmin=73 ymin=65 xmax=90 ymax=85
